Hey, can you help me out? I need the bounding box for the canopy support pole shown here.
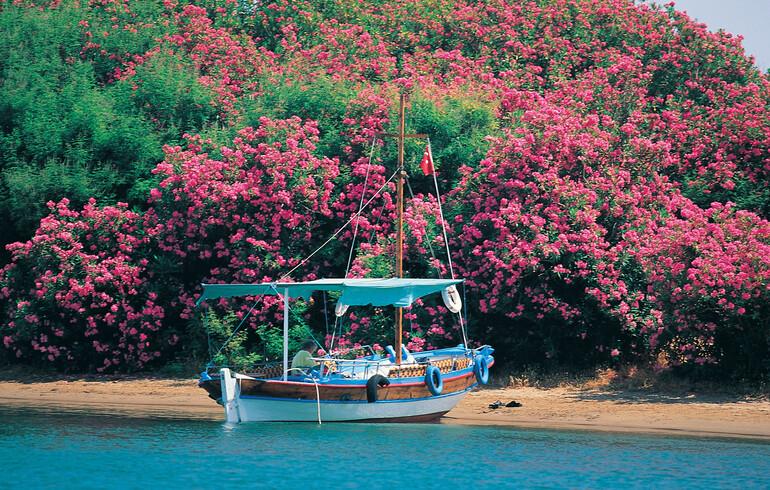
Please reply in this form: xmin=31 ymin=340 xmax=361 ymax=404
xmin=283 ymin=288 xmax=289 ymax=381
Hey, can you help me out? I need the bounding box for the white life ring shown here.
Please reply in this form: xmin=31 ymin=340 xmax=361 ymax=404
xmin=335 ymin=302 xmax=349 ymax=317
xmin=442 ymin=285 xmax=462 ymax=314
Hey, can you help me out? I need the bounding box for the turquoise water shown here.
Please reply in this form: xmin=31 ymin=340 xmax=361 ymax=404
xmin=2 ymin=406 xmax=770 ymax=489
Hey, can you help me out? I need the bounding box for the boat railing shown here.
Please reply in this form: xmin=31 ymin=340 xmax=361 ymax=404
xmin=203 ymin=347 xmax=481 ymax=381
xmin=306 ymin=354 xmax=474 ymax=379
xmin=309 ymin=356 xmax=392 ymax=380
xmin=203 ymin=361 xmax=285 ymax=379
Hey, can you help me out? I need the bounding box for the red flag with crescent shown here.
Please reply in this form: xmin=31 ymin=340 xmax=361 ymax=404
xmin=420 ymin=145 xmax=435 ymax=175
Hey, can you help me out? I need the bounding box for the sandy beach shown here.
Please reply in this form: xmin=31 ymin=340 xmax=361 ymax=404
xmin=0 ymin=373 xmax=768 ymax=440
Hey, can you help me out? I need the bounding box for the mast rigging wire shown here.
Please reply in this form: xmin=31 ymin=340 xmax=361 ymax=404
xmin=329 ymin=137 xmax=378 ymax=355
xmin=427 ymin=138 xmax=469 ymax=348
xmin=427 ymin=138 xmax=456 ymax=280
xmin=280 ymin=169 xmax=400 ymax=281
xmin=345 ymin=137 xmax=379 ymax=277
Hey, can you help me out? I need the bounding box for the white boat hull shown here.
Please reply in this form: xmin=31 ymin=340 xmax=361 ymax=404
xmin=219 ymin=368 xmax=472 ymax=423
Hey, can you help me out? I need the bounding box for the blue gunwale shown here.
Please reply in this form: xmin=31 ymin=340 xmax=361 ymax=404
xmin=278 ymin=364 xmax=476 ymax=387
xmin=235 ymin=357 xmax=495 ymax=387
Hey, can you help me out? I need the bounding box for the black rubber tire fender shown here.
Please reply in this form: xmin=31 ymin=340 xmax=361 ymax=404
xmin=366 ymin=374 xmax=391 ymax=403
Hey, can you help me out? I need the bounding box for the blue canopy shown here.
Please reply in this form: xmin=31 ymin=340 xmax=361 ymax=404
xmin=196 ymin=278 xmax=463 ymax=307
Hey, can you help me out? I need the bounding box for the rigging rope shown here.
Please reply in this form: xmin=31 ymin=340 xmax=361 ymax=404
xmin=328 ymin=317 xmax=338 ymax=355
xmin=280 ymin=168 xmax=400 ymax=281
xmin=328 ymin=137 xmax=378 ymax=356
xmin=462 ymin=281 xmax=469 ymax=340
xmin=270 ymin=284 xmax=325 ymax=352
xmin=427 ymin=138 xmax=469 ymax=348
xmin=286 ymin=367 xmax=322 ymax=424
xmin=322 ymin=290 xmax=330 ymax=341
xmin=345 ymin=137 xmax=378 ymax=276
xmin=427 ymin=138 xmax=455 ymax=280
xmin=206 ymin=295 xmax=267 ymax=368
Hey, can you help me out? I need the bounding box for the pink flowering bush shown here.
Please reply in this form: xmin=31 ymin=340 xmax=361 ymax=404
xmin=3 ymin=0 xmax=770 ymax=377
xmin=628 ymin=200 xmax=770 ymax=371
xmin=145 ymin=116 xmax=339 ymax=324
xmin=452 ymin=67 xmax=770 ymax=371
xmin=0 ymin=199 xmax=174 ymax=371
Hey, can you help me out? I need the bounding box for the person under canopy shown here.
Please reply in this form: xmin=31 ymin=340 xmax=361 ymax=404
xmin=291 ymin=340 xmax=318 ymax=374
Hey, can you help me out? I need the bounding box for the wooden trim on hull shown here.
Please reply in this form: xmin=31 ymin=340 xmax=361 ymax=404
xmin=199 ymin=369 xmax=476 ymax=403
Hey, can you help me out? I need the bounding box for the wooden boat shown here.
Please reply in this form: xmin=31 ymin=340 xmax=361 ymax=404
xmin=196 ymin=94 xmax=494 ymax=423
xmin=197 ymin=279 xmax=495 ymax=422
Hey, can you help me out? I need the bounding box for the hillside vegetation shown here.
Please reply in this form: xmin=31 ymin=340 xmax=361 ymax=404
xmin=1 ymin=0 xmax=769 ymax=379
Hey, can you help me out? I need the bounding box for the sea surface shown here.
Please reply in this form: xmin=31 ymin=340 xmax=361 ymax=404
xmin=1 ymin=406 xmax=769 ymax=489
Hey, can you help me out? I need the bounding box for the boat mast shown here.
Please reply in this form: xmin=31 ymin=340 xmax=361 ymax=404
xmin=395 ymin=93 xmax=406 ymax=365
xmin=382 ymin=92 xmax=426 ymax=365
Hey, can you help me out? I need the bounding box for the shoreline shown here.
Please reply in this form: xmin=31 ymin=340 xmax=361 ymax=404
xmin=1 ymin=376 xmax=768 ymax=441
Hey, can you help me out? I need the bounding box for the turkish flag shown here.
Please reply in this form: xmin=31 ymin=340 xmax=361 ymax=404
xmin=420 ymin=145 xmax=435 ymax=175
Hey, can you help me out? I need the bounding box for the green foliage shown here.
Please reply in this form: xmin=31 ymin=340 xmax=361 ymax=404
xmin=359 ymin=245 xmax=395 ymax=278
xmin=79 ymin=0 xmax=173 ymax=84
xmin=202 ymin=301 xmax=316 ymax=370
xmin=0 ymin=0 xmax=218 ymax=257
xmin=243 ymin=77 xmax=356 ymax=157
xmin=112 ymin=53 xmax=218 ymax=138
xmin=407 ymin=94 xmax=499 ymax=187
xmin=255 ymin=321 xmax=317 ymax=362
xmin=683 ymin=171 xmax=770 ymax=219
xmin=204 ymin=310 xmax=264 ymax=371
xmin=2 ymin=161 xmax=116 ymax=237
